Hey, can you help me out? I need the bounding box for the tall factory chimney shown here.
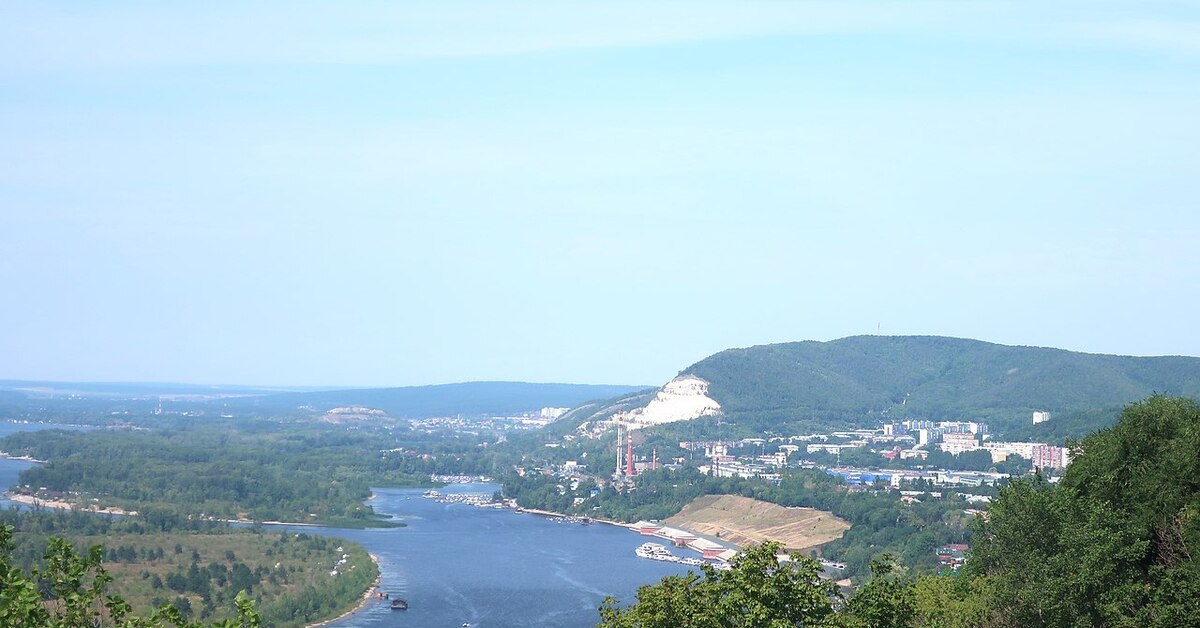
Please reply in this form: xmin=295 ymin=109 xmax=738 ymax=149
xmin=626 ymin=432 xmax=634 ymax=477
xmin=615 ymin=423 xmax=622 ymax=478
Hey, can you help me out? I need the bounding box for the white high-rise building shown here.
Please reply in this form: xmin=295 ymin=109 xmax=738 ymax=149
xmin=1033 ymin=411 xmax=1051 ymax=424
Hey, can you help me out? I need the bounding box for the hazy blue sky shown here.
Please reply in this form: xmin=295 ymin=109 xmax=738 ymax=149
xmin=2 ymin=2 xmax=1198 ymax=387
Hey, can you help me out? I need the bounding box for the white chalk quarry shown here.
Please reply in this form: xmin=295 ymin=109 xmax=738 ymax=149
xmin=613 ymin=375 xmax=721 ymax=430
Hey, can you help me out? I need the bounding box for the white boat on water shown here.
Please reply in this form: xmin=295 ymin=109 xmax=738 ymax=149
xmin=635 ymin=543 xmax=679 ymax=562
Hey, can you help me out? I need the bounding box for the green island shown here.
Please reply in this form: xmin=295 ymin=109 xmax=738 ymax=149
xmin=0 ymin=420 xmax=495 ymax=527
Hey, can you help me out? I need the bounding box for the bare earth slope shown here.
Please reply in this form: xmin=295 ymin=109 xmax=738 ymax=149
xmin=665 ymin=494 xmax=850 ymax=552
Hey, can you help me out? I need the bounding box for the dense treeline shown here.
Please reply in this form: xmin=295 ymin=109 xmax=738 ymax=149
xmin=964 ymin=395 xmax=1200 ymax=625
xmin=0 ymin=423 xmax=495 ymax=526
xmin=1002 ymin=405 xmax=1123 ymax=444
xmin=598 ymin=542 xmax=917 ymax=628
xmin=502 ymin=466 xmax=973 ymax=583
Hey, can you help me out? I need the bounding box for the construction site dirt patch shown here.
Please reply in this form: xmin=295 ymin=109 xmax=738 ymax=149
xmin=664 ymin=494 xmax=850 ymax=553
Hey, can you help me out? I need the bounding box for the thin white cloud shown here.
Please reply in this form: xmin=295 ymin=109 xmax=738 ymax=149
xmin=0 ymin=1 xmax=991 ymax=70
xmin=6 ymin=2 xmax=1196 ymax=74
xmin=1065 ymin=19 xmax=1200 ymax=56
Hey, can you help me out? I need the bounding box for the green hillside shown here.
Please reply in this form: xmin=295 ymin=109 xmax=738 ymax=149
xmin=682 ymin=336 xmax=1200 ymax=433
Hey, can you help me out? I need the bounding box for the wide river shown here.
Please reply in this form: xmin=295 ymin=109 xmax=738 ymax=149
xmin=308 ymin=484 xmax=693 ymax=627
xmin=0 ymin=422 xmax=694 ymax=627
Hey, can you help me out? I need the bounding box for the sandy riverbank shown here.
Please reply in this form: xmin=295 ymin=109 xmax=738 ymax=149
xmin=3 ymin=493 xmax=332 ymax=528
xmin=3 ymin=493 xmax=138 ymax=516
xmin=513 ymin=506 xmax=634 ymax=529
xmin=305 ymin=553 xmax=383 ymax=627
xmin=0 ymin=452 xmax=47 ymax=463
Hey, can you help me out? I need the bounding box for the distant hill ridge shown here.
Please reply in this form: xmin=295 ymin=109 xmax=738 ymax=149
xmin=0 ymin=380 xmax=648 ymax=420
xmin=676 ymin=336 xmax=1200 ymax=431
xmin=219 ymin=381 xmax=650 ymax=418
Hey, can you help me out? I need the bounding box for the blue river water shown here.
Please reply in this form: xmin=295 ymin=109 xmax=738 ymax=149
xmin=0 ymin=422 xmax=695 ymax=627
xmin=316 ymin=484 xmax=693 ymax=628
xmin=0 ymin=421 xmax=91 ymax=510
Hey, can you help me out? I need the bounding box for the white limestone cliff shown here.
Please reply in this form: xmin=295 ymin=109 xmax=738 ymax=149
xmin=613 ymin=375 xmax=721 ymax=430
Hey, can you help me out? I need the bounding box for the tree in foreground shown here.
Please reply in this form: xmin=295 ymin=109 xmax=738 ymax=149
xmin=598 ymin=541 xmax=841 ymax=627
xmin=968 ymin=395 xmax=1200 ymax=627
xmin=598 ymin=541 xmax=916 ymax=628
xmin=0 ymin=524 xmax=260 ymax=627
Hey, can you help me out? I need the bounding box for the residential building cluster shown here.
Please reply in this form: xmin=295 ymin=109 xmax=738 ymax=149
xmin=410 ymin=411 xmax=566 ymax=432
xmin=876 ymin=418 xmax=1071 ymax=470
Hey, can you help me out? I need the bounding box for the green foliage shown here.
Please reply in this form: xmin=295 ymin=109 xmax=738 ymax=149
xmin=968 ymin=476 xmax=1149 ymax=625
xmin=908 ymin=573 xmax=991 ymax=628
xmin=0 ymin=524 xmax=262 ymax=627
xmin=599 ymin=545 xmax=929 ymax=628
xmin=0 ymin=424 xmax=484 ymax=526
xmin=1003 ymin=406 xmax=1123 ymax=444
xmin=0 ymin=511 xmax=377 ymax=627
xmin=598 ymin=542 xmax=841 ymax=628
xmin=839 ymin=556 xmax=916 ymax=628
xmin=968 ymin=396 xmax=1200 ymax=626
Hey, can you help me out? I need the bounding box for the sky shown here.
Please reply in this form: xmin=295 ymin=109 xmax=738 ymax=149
xmin=2 ymin=1 xmax=1199 ymax=388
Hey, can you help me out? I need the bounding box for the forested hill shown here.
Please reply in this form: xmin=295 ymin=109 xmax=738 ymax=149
xmin=228 ymin=381 xmax=647 ymax=418
xmin=682 ymin=336 xmax=1200 ymax=432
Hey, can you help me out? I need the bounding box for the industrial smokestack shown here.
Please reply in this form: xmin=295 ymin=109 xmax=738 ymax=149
xmin=626 ymin=431 xmax=634 ymax=477
xmin=615 ymin=422 xmax=622 ymax=478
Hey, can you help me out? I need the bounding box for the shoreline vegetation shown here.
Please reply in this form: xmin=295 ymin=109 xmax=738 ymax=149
xmin=0 ymin=506 xmax=384 ymax=628
xmin=304 ymin=553 xmax=383 ymax=628
xmin=0 ymin=451 xmax=46 ymax=463
xmin=2 ymin=492 xmax=334 ymax=527
xmin=0 ymin=426 xmax=440 ymax=529
xmin=3 ymin=492 xmax=139 ymax=516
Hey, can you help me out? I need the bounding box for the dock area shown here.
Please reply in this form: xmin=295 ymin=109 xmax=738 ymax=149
xmin=630 ymin=521 xmax=736 ymax=568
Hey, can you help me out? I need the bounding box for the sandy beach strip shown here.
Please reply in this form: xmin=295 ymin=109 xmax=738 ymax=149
xmin=3 ymin=492 xmax=137 ymax=516
xmin=305 ymin=553 xmax=384 ymax=627
xmin=514 ymin=506 xmax=634 ymax=529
